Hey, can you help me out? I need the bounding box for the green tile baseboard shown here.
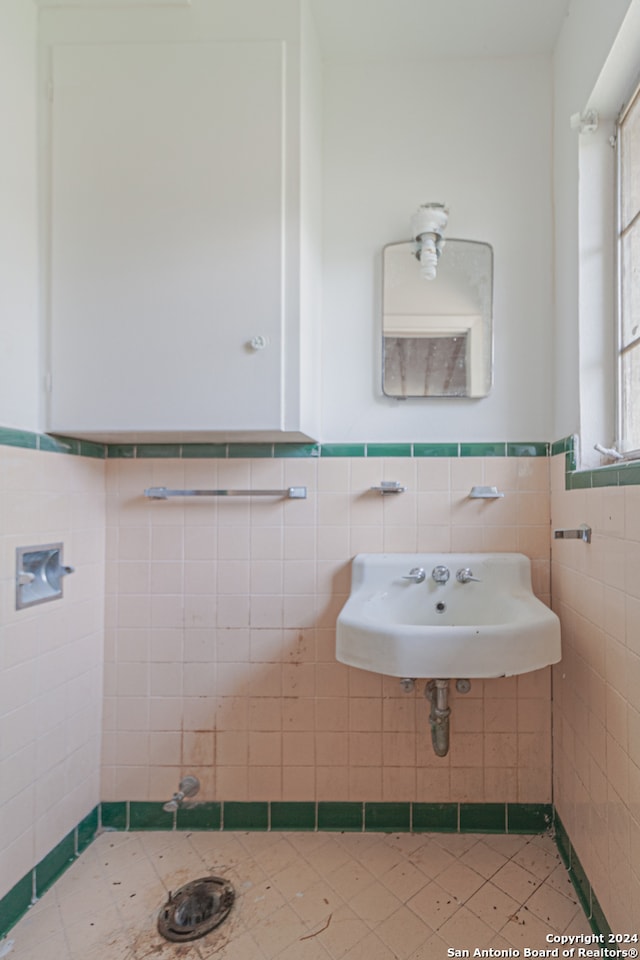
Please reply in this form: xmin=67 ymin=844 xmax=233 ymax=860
xmin=364 ymin=801 xmax=411 ymax=832
xmin=176 ymin=801 xmax=222 ymax=831
xmin=317 ymin=801 xmax=364 ymax=831
xmin=222 ymin=801 xmax=269 ymax=831
xmin=553 ymin=814 xmax=611 ymax=939
xmin=0 ymin=805 xmax=100 ymax=939
xmin=0 ymin=874 xmax=33 ymax=943
xmin=271 ymin=801 xmax=315 ymax=831
xmin=460 ymin=802 xmax=506 ymax=833
xmin=98 ymin=800 xmax=551 ymax=835
xmin=412 ymin=802 xmax=458 ymax=832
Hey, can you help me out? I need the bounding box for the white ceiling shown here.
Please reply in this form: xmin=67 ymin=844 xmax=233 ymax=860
xmin=309 ymin=0 xmax=573 ymax=59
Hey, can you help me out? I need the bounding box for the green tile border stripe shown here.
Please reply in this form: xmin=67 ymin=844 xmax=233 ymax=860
xmin=365 ymin=443 xmax=412 ymax=458
xmin=460 ymin=442 xmax=506 ymax=457
xmin=0 ymin=427 xmax=107 ymax=459
xmin=566 ymin=461 xmax=640 ymax=490
xmin=0 ymin=427 xmax=38 ymax=450
xmin=0 ymin=427 xmax=559 ymax=461
xmin=551 ymin=435 xmax=575 ymax=457
xmin=413 ymin=443 xmax=459 ymax=457
xmin=2 ymin=427 xmax=638 ymax=494
xmin=552 ymin=433 xmax=640 ymax=491
xmin=106 ymin=440 xmax=550 ymax=460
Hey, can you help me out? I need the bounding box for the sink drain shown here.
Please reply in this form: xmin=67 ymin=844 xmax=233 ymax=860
xmin=157 ymin=876 xmax=235 ymax=943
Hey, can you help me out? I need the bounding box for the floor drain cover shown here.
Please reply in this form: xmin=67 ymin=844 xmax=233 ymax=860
xmin=157 ymin=876 xmax=235 ymax=943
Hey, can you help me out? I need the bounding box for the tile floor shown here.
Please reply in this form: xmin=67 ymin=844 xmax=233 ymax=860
xmin=5 ymin=829 xmax=591 ymax=959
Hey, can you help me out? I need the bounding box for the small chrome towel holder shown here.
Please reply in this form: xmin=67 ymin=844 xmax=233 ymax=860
xmin=144 ymin=486 xmax=307 ymax=500
xmin=468 ymin=485 xmax=504 ymax=499
xmin=370 ymin=481 xmax=406 ymax=495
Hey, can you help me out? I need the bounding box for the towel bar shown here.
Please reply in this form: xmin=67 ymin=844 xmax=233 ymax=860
xmin=144 ymin=486 xmax=307 ymax=500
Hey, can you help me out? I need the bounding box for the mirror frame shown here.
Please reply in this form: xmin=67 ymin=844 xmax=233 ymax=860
xmin=382 ymin=238 xmax=494 ymax=399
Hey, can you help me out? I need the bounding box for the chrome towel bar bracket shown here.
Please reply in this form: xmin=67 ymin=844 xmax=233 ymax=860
xmin=554 ymin=524 xmax=591 ymax=543
xmin=144 ymin=486 xmax=307 ymax=500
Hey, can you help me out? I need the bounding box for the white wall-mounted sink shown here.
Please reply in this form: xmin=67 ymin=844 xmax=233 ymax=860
xmin=336 ymin=553 xmax=561 ymax=679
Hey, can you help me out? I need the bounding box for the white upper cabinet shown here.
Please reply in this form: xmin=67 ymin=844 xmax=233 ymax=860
xmin=47 ymin=15 xmax=320 ymax=441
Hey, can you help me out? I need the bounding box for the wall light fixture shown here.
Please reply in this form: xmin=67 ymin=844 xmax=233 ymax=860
xmin=411 ymin=202 xmax=449 ymax=279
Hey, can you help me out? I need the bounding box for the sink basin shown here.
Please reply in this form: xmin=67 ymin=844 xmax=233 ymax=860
xmin=336 ymin=553 xmax=561 ymax=678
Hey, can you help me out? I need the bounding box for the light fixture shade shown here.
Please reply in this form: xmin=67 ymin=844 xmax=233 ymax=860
xmin=412 ymin=203 xmax=449 ymax=280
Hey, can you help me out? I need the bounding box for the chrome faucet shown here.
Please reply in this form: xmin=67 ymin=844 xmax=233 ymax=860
xmin=403 ymin=567 xmax=426 ymax=583
xmin=456 ymin=567 xmax=481 ymax=584
xmin=431 ymin=565 xmax=450 ymax=584
xmin=162 ymin=775 xmax=200 ymax=813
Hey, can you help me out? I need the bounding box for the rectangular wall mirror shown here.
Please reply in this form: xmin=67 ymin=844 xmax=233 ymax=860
xmin=382 ymin=239 xmax=493 ymax=398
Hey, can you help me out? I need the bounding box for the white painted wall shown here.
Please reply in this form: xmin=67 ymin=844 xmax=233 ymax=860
xmin=8 ymin=2 xmax=558 ymax=444
xmin=17 ymin=0 xmax=639 ymax=446
xmin=0 ymin=0 xmax=41 ymax=432
xmin=552 ymin=0 xmax=637 ymax=455
xmin=320 ymin=57 xmax=554 ymax=442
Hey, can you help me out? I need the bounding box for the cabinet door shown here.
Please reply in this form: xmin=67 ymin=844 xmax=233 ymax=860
xmin=50 ymin=42 xmax=285 ymax=435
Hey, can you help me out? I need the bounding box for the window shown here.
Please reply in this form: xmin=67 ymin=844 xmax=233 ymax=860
xmin=617 ymin=81 xmax=640 ymax=455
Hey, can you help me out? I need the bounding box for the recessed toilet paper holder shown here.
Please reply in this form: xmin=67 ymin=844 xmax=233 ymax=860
xmin=16 ymin=543 xmax=75 ymax=610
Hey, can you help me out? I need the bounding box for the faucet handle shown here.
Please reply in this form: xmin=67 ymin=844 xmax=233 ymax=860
xmin=403 ymin=567 xmax=426 ymax=583
xmin=431 ymin=565 xmax=450 ymax=584
xmin=456 ymin=567 xmax=481 ymax=583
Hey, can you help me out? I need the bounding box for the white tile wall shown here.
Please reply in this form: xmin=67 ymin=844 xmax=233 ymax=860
xmin=0 ymin=446 xmax=559 ymax=908
xmin=103 ymin=455 xmax=552 ymax=806
xmin=551 ymin=453 xmax=640 ymax=930
xmin=0 ymin=446 xmax=105 ymax=900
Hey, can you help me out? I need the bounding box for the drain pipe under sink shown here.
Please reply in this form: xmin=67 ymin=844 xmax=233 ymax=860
xmin=425 ymin=679 xmax=451 ymax=757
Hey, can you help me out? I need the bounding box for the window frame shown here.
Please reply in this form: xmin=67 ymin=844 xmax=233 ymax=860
xmin=616 ymin=77 xmax=640 ymax=458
